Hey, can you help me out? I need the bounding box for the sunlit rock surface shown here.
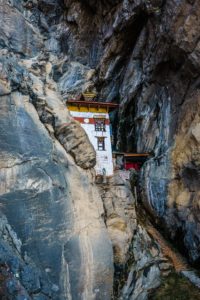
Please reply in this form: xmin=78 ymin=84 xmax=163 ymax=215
xmin=0 ymin=89 xmax=113 ymax=299
xmin=1 ymin=0 xmax=200 ymax=298
xmin=99 ymin=172 xmax=137 ymax=265
xmin=0 ymin=1 xmax=112 ymax=299
xmin=58 ymin=0 xmax=200 ymax=264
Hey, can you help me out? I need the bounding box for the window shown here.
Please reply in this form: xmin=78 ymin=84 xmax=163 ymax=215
xmin=97 ymin=137 xmax=106 ymax=151
xmin=94 ymin=118 xmax=106 ymax=132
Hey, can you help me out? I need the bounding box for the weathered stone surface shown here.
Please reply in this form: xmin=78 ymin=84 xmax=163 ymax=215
xmin=0 ymin=91 xmax=113 ymax=299
xmin=19 ymin=56 xmax=97 ymax=169
xmin=99 ymin=172 xmax=137 ymax=265
xmin=65 ymin=0 xmax=200 ymax=265
xmin=0 ymin=214 xmax=52 ymax=299
xmin=0 ymin=1 xmax=43 ymax=56
xmin=43 ymin=87 xmax=96 ymax=169
xmin=98 ymin=171 xmax=179 ymax=299
xmin=120 ymin=225 xmax=164 ymax=300
xmin=1 ymin=0 xmax=200 ymax=298
xmin=58 ymin=61 xmax=96 ymax=97
xmin=166 ymin=93 xmax=200 ymax=262
xmin=0 ymin=7 xmax=112 ymax=296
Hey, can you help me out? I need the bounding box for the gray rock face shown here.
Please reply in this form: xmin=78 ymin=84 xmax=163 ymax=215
xmin=58 ymin=62 xmax=92 ymax=96
xmin=0 ymin=1 xmax=43 ymax=56
xmin=120 ymin=225 xmax=162 ymax=300
xmin=99 ymin=172 xmax=137 ymax=265
xmin=0 ymin=2 xmax=113 ymax=299
xmin=0 ymin=90 xmax=113 ymax=299
xmin=98 ymin=171 xmax=175 ymax=299
xmin=116 ymin=1 xmax=200 ymax=264
xmin=1 ymin=0 xmax=200 ymax=298
xmin=0 ymin=213 xmax=52 ymax=299
xmin=57 ymin=0 xmax=200 ymax=264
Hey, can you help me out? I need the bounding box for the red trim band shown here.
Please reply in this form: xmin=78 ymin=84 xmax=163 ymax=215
xmin=73 ymin=117 xmax=110 ymax=125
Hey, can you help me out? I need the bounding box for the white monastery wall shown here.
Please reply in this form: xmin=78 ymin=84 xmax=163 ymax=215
xmin=70 ymin=111 xmax=114 ymax=176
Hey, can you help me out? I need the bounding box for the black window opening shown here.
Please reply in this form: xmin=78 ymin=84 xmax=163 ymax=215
xmin=94 ymin=118 xmax=106 ymax=132
xmin=97 ymin=137 xmax=106 ymax=151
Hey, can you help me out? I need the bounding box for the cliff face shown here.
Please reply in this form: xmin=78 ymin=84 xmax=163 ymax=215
xmin=0 ymin=1 xmax=113 ymax=299
xmin=0 ymin=0 xmax=200 ymax=299
xmin=55 ymin=0 xmax=200 ymax=264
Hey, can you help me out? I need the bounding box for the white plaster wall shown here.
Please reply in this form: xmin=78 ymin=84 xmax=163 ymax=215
xmin=70 ymin=111 xmax=113 ymax=176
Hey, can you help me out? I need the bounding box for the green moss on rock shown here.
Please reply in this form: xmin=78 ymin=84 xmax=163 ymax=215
xmin=149 ymin=272 xmax=200 ymax=300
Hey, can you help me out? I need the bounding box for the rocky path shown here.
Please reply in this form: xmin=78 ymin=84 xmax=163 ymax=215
xmin=146 ymin=223 xmax=200 ymax=290
xmin=146 ymin=225 xmax=189 ymax=272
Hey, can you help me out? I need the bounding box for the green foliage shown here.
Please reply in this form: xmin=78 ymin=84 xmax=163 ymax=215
xmin=149 ymin=272 xmax=200 ymax=300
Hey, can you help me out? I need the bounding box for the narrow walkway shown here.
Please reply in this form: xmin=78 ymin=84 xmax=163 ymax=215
xmin=146 ymin=225 xmax=189 ymax=272
xmin=146 ymin=224 xmax=200 ymax=288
